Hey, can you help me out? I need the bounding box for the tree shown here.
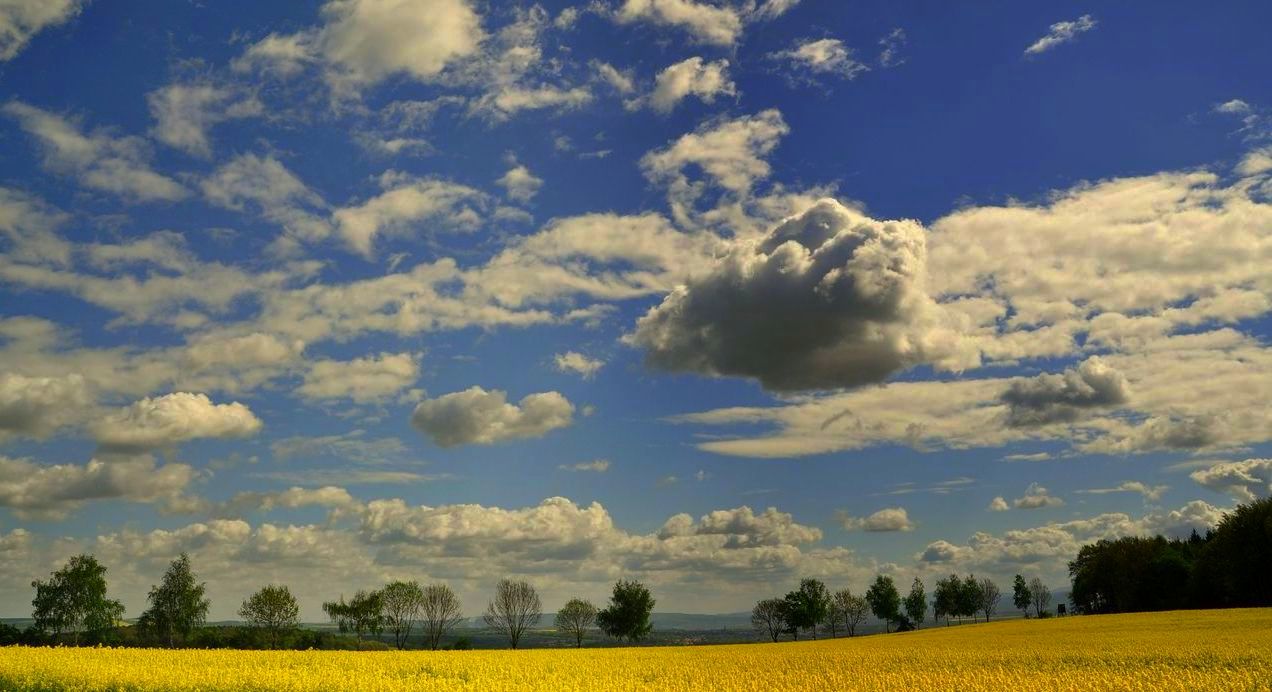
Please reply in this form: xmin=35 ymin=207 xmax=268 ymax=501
xmin=977 ymin=577 xmax=1001 ymax=622
xmin=419 ymin=583 xmax=464 ymax=651
xmin=1029 ymin=577 xmax=1051 ymax=617
xmin=932 ymin=575 xmax=955 ymax=626
xmin=323 ymin=590 xmax=385 ymax=645
xmin=239 ymin=585 xmax=299 ymax=649
xmin=1203 ymin=496 xmax=1272 ymax=606
xmin=836 ymin=590 xmax=868 ymax=637
xmin=903 ymin=577 xmax=927 ymax=629
xmin=484 ymin=579 xmax=541 ymax=649
xmin=555 ymin=598 xmax=598 ymax=648
xmin=865 ymin=575 xmax=901 ymax=633
xmin=379 ymin=580 xmax=425 ymax=650
xmin=959 ymin=575 xmax=983 ymax=623
xmin=781 ymin=578 xmax=830 ymax=639
xmin=751 ymin=598 xmax=786 ymax=642
xmin=30 ymin=554 xmax=125 ymax=645
xmin=596 ymin=579 xmax=655 ymax=642
xmin=1013 ymin=575 xmax=1031 ymax=617
xmin=823 ymin=594 xmax=843 ymax=638
xmin=138 ymin=553 xmax=210 ymax=647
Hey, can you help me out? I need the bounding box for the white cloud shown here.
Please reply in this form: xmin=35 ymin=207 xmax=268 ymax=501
xmin=629 ymin=198 xmax=975 ymax=392
xmin=640 ymin=109 xmax=789 ymax=196
xmin=613 ymin=0 xmax=743 ymax=46
xmin=0 ymin=0 xmax=86 ymax=61
xmin=988 ymin=496 xmax=1010 ymax=512
xmin=1024 ymin=14 xmax=1096 ymax=56
xmin=0 ymin=186 xmax=71 ymax=266
xmin=877 ymin=28 xmax=906 ymax=67
xmin=591 ymin=61 xmax=635 ymax=94
xmin=467 ymin=84 xmax=593 ymax=121
xmin=1079 ymin=481 xmax=1168 ymax=503
xmin=91 ymin=392 xmax=263 ymax=450
xmin=771 ymin=38 xmax=868 ymax=81
xmin=3 ymin=101 xmax=188 ymax=202
xmin=332 ymin=172 xmax=486 ymax=257
xmin=410 ymin=386 xmax=574 ymax=447
xmin=1012 ymin=483 xmax=1064 ymax=509
xmin=838 ymin=507 xmax=915 ymax=532
xmin=0 ymin=453 xmax=196 ymax=520
xmin=1214 ymin=99 xmax=1252 ymax=116
xmin=1190 ymin=458 xmax=1272 ymax=502
xmin=496 ymin=163 xmax=543 ymax=202
xmin=642 ymin=57 xmax=735 ymax=114
xmin=270 ymin=430 xmax=407 ymax=465
xmin=0 ymin=372 xmax=89 ymax=441
xmin=658 ymin=505 xmax=822 ymax=546
xmin=297 ymin=351 xmax=420 ymax=403
xmin=235 ymin=0 xmax=484 ymax=93
xmin=147 ymin=83 xmax=262 ymax=158
xmin=558 ymin=459 xmax=610 ymax=472
xmin=553 ymin=351 xmax=604 ymax=379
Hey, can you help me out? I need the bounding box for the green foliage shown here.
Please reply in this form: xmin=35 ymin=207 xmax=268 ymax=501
xmin=138 ymin=553 xmax=210 ymax=648
xmin=323 ymin=589 xmax=385 ymax=645
xmin=903 ymin=577 xmax=926 ymax=628
xmin=379 ymin=580 xmax=425 ymax=650
xmin=864 ymin=575 xmax=901 ymax=632
xmin=1013 ymin=575 xmax=1031 ymax=615
xmin=781 ymin=578 xmax=830 ymax=639
xmin=555 ymin=597 xmax=598 ymax=647
xmin=239 ymin=584 xmax=300 ymax=649
xmin=596 ymin=579 xmax=655 ymax=642
xmin=30 ymin=554 xmax=126 ymax=645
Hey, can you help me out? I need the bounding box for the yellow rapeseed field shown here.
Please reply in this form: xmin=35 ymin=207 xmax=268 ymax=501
xmin=1 ymin=609 xmax=1270 ymax=691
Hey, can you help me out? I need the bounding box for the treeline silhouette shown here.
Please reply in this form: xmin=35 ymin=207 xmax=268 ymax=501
xmin=2 ymin=557 xmax=655 ymax=650
xmin=1069 ymin=496 xmax=1272 ymax=613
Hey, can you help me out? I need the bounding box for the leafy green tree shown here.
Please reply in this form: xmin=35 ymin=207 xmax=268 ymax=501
xmin=31 ymin=554 xmax=125 ymax=645
xmin=596 ymin=579 xmax=655 ymax=642
xmin=960 ymin=575 xmax=983 ymax=622
xmin=138 ymin=553 xmax=210 ymax=647
xmin=903 ymin=577 xmax=927 ymax=629
xmin=484 ymin=579 xmax=541 ymax=649
xmin=781 ymin=578 xmax=830 ymax=639
xmin=420 ymin=583 xmax=464 ymax=651
xmin=1013 ymin=574 xmax=1032 ymax=617
xmin=1201 ymin=496 xmax=1272 ymax=606
xmin=865 ymin=575 xmax=901 ymax=633
xmin=555 ymin=598 xmax=598 ymax=647
xmin=932 ymin=575 xmax=954 ymax=625
xmin=379 ymin=580 xmax=425 ymax=649
xmin=751 ymin=598 xmax=786 ymax=642
xmin=324 ymin=589 xmax=385 ymax=645
xmin=239 ymin=585 xmax=299 ymax=649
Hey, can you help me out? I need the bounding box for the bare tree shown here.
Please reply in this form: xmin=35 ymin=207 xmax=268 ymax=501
xmin=835 ymin=589 xmax=868 ymax=637
xmin=420 ymin=583 xmax=464 ymax=651
xmin=483 ymin=579 xmax=541 ymax=649
xmin=977 ymin=578 xmax=1001 ymax=623
xmin=554 ymin=598 xmax=597 ymax=647
xmin=380 ymin=580 xmax=425 ymax=649
xmin=751 ymin=598 xmax=786 ymax=642
xmin=1029 ymin=577 xmax=1051 ymax=617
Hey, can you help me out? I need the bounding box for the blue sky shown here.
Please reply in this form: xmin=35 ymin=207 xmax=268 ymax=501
xmin=1 ymin=0 xmax=1270 ymax=620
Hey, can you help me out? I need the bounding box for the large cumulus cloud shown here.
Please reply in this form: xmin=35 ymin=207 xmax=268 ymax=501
xmin=629 ymin=198 xmax=974 ymax=391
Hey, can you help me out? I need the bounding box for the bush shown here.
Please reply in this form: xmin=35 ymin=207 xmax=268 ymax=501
xmin=450 ymin=637 xmax=472 ymax=650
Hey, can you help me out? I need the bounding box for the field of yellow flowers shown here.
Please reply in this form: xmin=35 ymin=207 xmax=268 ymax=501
xmin=1 ymin=609 xmax=1270 ymax=691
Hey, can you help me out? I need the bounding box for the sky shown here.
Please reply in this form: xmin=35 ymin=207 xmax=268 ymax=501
xmin=1 ymin=0 xmax=1271 ymax=621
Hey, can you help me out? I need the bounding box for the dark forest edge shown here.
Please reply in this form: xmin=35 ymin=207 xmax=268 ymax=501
xmin=1 ymin=496 xmax=1268 ymax=651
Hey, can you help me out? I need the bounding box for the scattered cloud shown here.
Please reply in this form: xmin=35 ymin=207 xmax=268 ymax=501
xmin=988 ymin=497 xmax=1010 ymax=512
xmin=496 ymin=161 xmax=544 ymax=202
xmin=1190 ymin=458 xmax=1272 ymax=502
xmin=1079 ymin=481 xmax=1168 ymax=503
xmin=640 ymin=57 xmax=735 ymax=114
xmin=410 ymin=386 xmax=574 ymax=447
xmin=553 ymin=351 xmax=604 ymax=379
xmin=838 ymin=507 xmax=915 ymax=532
xmin=558 ymin=459 xmax=610 ymax=473
xmin=91 ymin=392 xmax=263 ymax=451
xmin=297 ymin=351 xmax=420 ymax=403
xmin=147 ymin=83 xmax=262 ymax=158
xmin=0 ymin=0 xmax=87 ymax=61
xmin=1012 ymin=483 xmax=1065 ymax=510
xmin=1024 ymin=14 xmax=1096 ymax=56
xmin=771 ymin=38 xmax=869 ymax=82
xmin=4 ymin=100 xmax=188 ymax=202
xmin=1001 ymin=358 xmax=1130 ymax=427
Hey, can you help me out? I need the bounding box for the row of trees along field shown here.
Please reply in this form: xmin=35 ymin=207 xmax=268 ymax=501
xmin=750 ymin=574 xmax=1054 ymax=642
xmin=7 ymin=554 xmax=657 ymax=650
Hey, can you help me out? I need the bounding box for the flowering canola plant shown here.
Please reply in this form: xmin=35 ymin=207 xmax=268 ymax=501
xmin=1 ymin=608 xmax=1269 ymax=691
